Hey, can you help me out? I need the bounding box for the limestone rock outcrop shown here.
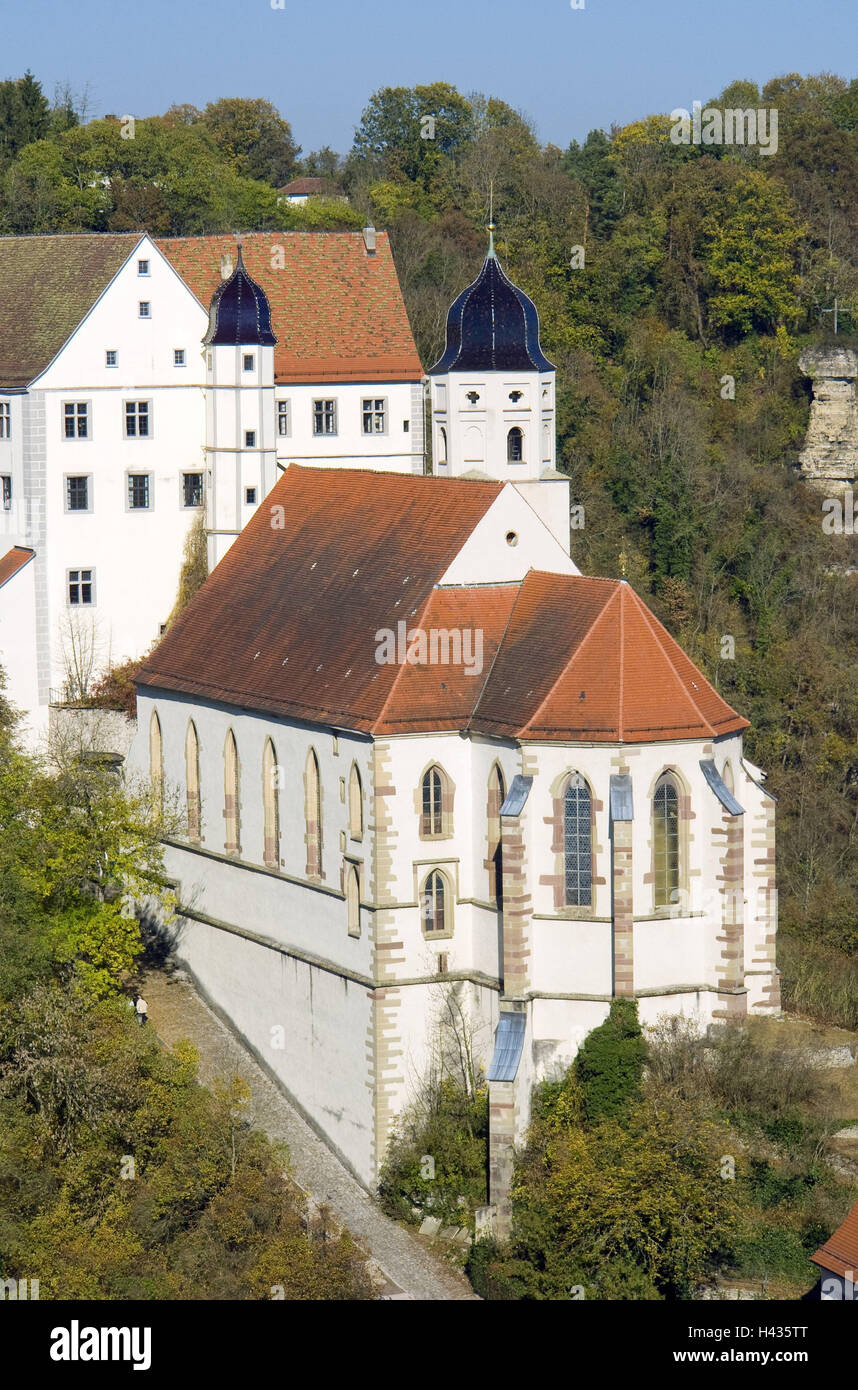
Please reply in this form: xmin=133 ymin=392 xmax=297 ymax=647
xmin=798 ymin=346 xmax=858 ymax=490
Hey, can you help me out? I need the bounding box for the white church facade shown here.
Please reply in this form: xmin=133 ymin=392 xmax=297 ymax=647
xmin=0 ymin=228 xmax=423 ymax=740
xmin=125 ymin=239 xmax=780 ymax=1205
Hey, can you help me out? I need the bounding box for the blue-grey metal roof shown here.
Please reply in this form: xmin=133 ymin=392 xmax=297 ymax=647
xmin=487 ymin=1011 xmax=527 ymax=1083
xmin=700 ymin=760 xmax=744 ymax=816
xmin=203 ymin=245 xmax=277 ymax=348
xmin=500 ymin=774 xmax=532 ymax=817
xmin=428 ymin=249 xmax=555 ymax=375
xmin=609 ymin=773 xmax=634 ymax=822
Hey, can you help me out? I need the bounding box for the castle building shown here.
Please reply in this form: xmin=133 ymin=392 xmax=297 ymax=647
xmin=0 ymin=229 xmax=422 ymax=739
xmin=127 ymin=238 xmax=779 ymax=1206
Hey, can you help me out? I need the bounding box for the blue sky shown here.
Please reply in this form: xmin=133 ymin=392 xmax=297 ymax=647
xmin=6 ymin=0 xmax=858 ymax=154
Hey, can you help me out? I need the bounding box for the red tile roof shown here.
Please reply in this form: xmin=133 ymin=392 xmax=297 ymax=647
xmin=0 ymin=545 xmax=35 ymax=590
xmin=137 ymin=467 xmax=748 ymax=745
xmin=811 ymin=1200 xmax=858 ymax=1281
xmin=137 ymin=466 xmax=503 ymax=731
xmin=157 ymin=232 xmax=423 ymax=384
xmin=471 ymin=573 xmax=748 ymax=742
xmin=278 ymin=177 xmax=344 ymax=197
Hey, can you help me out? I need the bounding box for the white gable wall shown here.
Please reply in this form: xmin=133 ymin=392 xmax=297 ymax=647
xmin=439 ymin=484 xmax=579 ymax=586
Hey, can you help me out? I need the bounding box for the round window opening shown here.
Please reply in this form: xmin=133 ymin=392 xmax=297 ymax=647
xmin=506 ymin=530 xmax=519 ymax=547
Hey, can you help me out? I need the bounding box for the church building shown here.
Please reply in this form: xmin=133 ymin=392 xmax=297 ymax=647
xmin=128 ymin=235 xmax=780 ymax=1209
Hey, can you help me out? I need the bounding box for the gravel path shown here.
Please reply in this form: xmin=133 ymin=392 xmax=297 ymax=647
xmin=142 ymin=968 xmax=478 ymax=1301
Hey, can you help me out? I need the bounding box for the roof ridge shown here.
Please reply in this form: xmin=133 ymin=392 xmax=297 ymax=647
xmin=520 ymin=574 xmax=622 ymax=735
xmin=627 ymin=586 xmax=716 ymax=736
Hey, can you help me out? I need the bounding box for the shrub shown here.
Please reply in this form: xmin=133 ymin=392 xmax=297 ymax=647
xmin=378 ymin=1077 xmax=488 ymax=1227
xmin=574 ymin=998 xmax=647 ymax=1124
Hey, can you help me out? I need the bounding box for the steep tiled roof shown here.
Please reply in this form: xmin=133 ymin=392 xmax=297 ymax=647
xmin=471 ymin=573 xmax=748 ymax=742
xmin=0 ymin=545 xmax=35 ymax=590
xmin=0 ymin=234 xmax=142 ymax=388
xmin=136 ymin=466 xmax=503 ymax=730
xmin=157 ymin=231 xmax=423 ymax=383
xmin=811 ymin=1200 xmax=858 ymax=1281
xmin=137 ymin=468 xmax=747 ymax=744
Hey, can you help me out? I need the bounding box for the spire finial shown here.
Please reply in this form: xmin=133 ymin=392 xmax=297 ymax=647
xmin=619 ymin=547 xmax=628 ymax=579
xmin=487 ymin=179 xmax=496 ymax=258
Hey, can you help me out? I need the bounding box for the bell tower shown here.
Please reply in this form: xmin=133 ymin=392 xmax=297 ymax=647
xmin=203 ymin=242 xmax=278 ymax=570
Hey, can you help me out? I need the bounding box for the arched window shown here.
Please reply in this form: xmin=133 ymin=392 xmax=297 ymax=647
xmin=488 ymin=764 xmax=505 ymax=906
xmin=346 ymin=864 xmax=360 ymax=937
xmin=262 ymin=738 xmax=280 ymax=869
xmin=224 ymin=729 xmax=240 ymax=855
xmin=348 ymin=763 xmax=363 ymax=839
xmin=185 ymin=720 xmax=200 ymax=842
xmin=421 ymin=869 xmax=449 ymax=936
xmin=421 ymin=765 xmax=448 ymax=837
xmin=149 ymin=709 xmax=163 ymax=806
xmin=564 ymin=774 xmax=592 ymax=907
xmin=305 ymin=749 xmax=322 ymax=877
xmin=507 ymin=426 xmax=523 ymax=462
xmin=653 ymin=775 xmax=680 ymax=908
xmin=439 ymin=426 xmax=447 ymax=465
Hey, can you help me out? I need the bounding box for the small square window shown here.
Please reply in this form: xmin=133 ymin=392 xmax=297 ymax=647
xmin=174 ymin=349 xmax=185 ymax=366
xmin=128 ymin=473 xmax=151 ymax=510
xmin=63 ymin=402 xmax=88 ymax=439
xmin=66 ymin=475 xmax=89 ymax=511
xmin=183 ymin=473 xmax=203 ymax=508
xmin=137 ymin=259 xmax=149 ymax=275
xmin=243 ymin=354 xmax=254 ymax=372
xmin=1 ymin=475 xmax=11 ymax=510
xmin=68 ymin=568 xmax=94 ymax=605
xmin=138 ymin=301 xmax=150 ymax=318
xmin=105 ymin=350 xmax=117 ymax=368
xmin=245 ymin=430 xmax=256 ymax=447
xmin=277 ymin=400 xmax=290 ymax=436
xmin=245 ymin=486 xmax=257 ymax=505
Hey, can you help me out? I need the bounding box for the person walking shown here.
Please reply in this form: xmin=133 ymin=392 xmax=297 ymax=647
xmin=135 ymin=995 xmax=149 ymax=1027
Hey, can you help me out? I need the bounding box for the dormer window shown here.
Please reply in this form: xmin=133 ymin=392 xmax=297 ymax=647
xmin=507 ymin=426 xmax=524 ymax=462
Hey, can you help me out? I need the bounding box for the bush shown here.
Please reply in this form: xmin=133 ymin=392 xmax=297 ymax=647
xmin=377 ymin=1077 xmax=488 ymax=1227
xmin=574 ymin=998 xmax=647 ymax=1123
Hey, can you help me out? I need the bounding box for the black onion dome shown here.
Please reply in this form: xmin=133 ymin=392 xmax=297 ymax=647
xmin=203 ymin=244 xmax=277 ymax=347
xmin=429 ymin=239 xmax=554 ymax=375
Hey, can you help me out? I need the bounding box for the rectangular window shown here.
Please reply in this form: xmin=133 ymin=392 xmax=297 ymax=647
xmin=105 ymin=350 xmax=117 ymax=367
xmin=313 ymin=399 xmax=337 ymax=435
xmin=68 ymin=568 xmax=94 ymax=605
xmin=137 ymin=258 xmax=149 ymax=275
xmin=362 ymin=398 xmax=386 ymax=434
xmin=173 ymin=349 xmax=185 ymax=366
xmin=243 ymin=354 xmax=254 ymax=372
xmin=124 ymin=400 xmax=151 ymax=438
xmin=245 ymin=429 xmax=256 ymax=447
xmin=138 ymin=301 xmax=150 ymax=318
xmin=0 ymin=402 xmax=9 ymax=438
xmin=245 ymin=486 xmax=257 ymax=505
xmin=277 ymin=400 xmax=290 ymax=437
xmin=63 ymin=402 xmax=88 ymax=439
xmin=182 ymin=472 xmax=203 ymax=508
xmin=403 ymin=420 xmax=409 ymax=432
xmin=65 ymin=475 xmax=90 ymax=511
xmin=127 ymin=473 xmax=151 ymax=510
xmin=1 ymin=475 xmax=11 ymax=510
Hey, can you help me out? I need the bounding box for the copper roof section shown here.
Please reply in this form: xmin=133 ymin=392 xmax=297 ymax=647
xmin=811 ymin=1200 xmax=858 ymax=1281
xmin=0 ymin=545 xmax=35 ymax=590
xmin=157 ymin=231 xmax=423 ymax=384
xmin=137 ymin=470 xmax=748 ymax=744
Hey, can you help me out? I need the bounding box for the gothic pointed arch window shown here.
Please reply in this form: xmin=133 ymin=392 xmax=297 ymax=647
xmin=653 ymin=774 xmax=680 ymax=908
xmin=262 ymin=738 xmax=280 ymax=868
xmin=564 ymin=773 xmax=592 ymax=906
xmin=305 ymin=748 xmax=322 ymax=878
xmin=420 ymin=764 xmax=450 ymax=838
xmin=346 ymin=864 xmax=360 ymax=937
xmin=348 ymin=763 xmax=363 ymax=840
xmin=487 ymin=764 xmax=506 ymax=905
xmin=224 ymin=729 xmax=240 ymax=855
xmin=421 ymin=869 xmax=450 ymax=936
xmin=149 ymin=708 xmax=163 ymax=806
xmin=507 ymin=426 xmax=524 ymax=462
xmin=185 ymin=719 xmax=201 ymax=842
